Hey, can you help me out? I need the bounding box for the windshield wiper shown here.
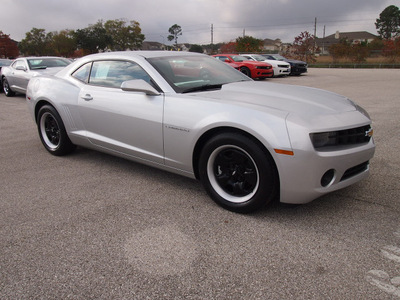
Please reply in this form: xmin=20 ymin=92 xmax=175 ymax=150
xmin=182 ymin=84 xmax=223 ymax=94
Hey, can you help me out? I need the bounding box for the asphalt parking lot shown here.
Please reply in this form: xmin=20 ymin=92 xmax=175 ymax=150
xmin=1 ymin=68 xmax=399 ymax=299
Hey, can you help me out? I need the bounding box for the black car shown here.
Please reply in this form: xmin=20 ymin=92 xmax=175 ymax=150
xmin=262 ymin=54 xmax=307 ymax=76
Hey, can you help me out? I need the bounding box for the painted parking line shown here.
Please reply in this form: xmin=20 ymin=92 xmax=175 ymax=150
xmin=366 ymin=227 xmax=400 ymax=297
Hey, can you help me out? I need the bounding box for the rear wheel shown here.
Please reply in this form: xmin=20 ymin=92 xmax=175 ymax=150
xmin=199 ymin=132 xmax=278 ymax=213
xmin=37 ymin=105 xmax=76 ymax=156
xmin=2 ymin=78 xmax=15 ymax=97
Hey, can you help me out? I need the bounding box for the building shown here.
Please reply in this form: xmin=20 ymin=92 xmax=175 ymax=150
xmin=316 ymin=31 xmax=378 ymax=54
xmin=262 ymin=38 xmax=282 ymax=52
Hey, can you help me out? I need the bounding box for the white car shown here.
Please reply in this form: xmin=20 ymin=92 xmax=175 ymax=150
xmin=26 ymin=51 xmax=375 ymax=212
xmin=1 ymin=56 xmax=71 ymax=96
xmin=241 ymin=54 xmax=291 ymax=77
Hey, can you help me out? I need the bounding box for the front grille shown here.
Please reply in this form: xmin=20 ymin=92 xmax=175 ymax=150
xmin=256 ymin=66 xmax=271 ymax=70
xmin=310 ymin=125 xmax=372 ymax=149
xmin=341 ymin=161 xmax=369 ymax=181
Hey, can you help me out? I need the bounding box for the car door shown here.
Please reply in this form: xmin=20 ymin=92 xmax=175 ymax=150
xmin=77 ymin=60 xmax=164 ymax=164
xmin=8 ymin=59 xmax=30 ymax=91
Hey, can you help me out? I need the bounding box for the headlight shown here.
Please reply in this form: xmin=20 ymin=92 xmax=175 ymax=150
xmin=310 ymin=132 xmax=335 ymax=148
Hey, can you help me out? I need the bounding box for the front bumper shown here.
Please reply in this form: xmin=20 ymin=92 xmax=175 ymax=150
xmin=277 ymin=140 xmax=375 ymax=204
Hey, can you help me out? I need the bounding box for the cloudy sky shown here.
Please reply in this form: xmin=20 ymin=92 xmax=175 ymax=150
xmin=0 ymin=0 xmax=398 ymax=44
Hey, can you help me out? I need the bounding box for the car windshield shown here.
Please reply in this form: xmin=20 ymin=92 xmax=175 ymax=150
xmin=28 ymin=58 xmax=71 ymax=70
xmin=230 ymin=55 xmax=248 ymax=62
xmin=148 ymin=55 xmax=251 ymax=93
xmin=249 ymin=55 xmax=266 ymax=61
xmin=268 ymin=54 xmax=286 ymax=61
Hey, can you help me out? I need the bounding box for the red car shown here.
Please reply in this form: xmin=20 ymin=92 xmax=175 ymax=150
xmin=212 ymin=54 xmax=273 ymax=79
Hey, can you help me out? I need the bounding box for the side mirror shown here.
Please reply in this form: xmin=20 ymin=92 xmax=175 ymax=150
xmin=16 ymin=66 xmax=27 ymax=71
xmin=224 ymin=59 xmax=231 ymax=63
xmin=121 ymin=79 xmax=160 ymax=96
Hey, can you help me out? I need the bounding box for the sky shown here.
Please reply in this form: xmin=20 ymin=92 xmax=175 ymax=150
xmin=0 ymin=0 xmax=399 ymax=44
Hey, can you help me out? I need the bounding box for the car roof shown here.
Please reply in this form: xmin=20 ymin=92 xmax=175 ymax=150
xmin=82 ymin=51 xmax=205 ymax=60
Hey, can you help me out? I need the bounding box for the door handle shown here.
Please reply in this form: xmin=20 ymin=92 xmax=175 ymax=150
xmin=81 ymin=94 xmax=93 ymax=101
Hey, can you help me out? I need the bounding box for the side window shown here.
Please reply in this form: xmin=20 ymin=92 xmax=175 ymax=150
xmin=89 ymin=60 xmax=151 ymax=88
xmin=72 ymin=62 xmax=92 ymax=83
xmin=13 ymin=60 xmax=27 ymax=70
xmin=217 ymin=56 xmax=228 ymax=62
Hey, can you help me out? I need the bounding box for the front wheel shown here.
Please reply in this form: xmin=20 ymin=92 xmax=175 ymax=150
xmin=199 ymin=132 xmax=278 ymax=213
xmin=240 ymin=67 xmax=251 ymax=78
xmin=2 ymin=78 xmax=15 ymax=97
xmin=37 ymin=105 xmax=76 ymax=156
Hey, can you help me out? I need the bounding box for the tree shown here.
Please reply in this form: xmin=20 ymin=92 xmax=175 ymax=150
xmin=19 ymin=28 xmax=53 ymax=56
xmin=189 ymin=44 xmax=203 ymax=53
xmin=220 ymin=41 xmax=237 ymax=53
xmin=0 ymin=31 xmax=19 ymax=58
xmin=348 ymin=41 xmax=370 ymax=63
xmin=235 ymin=36 xmax=263 ymax=53
xmin=375 ymin=5 xmax=400 ymax=40
xmin=167 ymin=24 xmax=182 ymax=48
xmin=75 ymin=21 xmax=112 ymax=54
xmin=104 ymin=19 xmax=145 ymax=50
xmin=328 ymin=39 xmax=352 ymax=62
xmin=292 ymin=31 xmax=318 ymax=62
xmin=51 ymin=30 xmax=77 ymax=57
xmin=382 ymin=37 xmax=400 ymax=62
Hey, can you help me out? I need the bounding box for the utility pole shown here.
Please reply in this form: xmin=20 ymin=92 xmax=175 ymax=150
xmin=211 ymin=24 xmax=214 ymax=54
xmin=314 ymin=17 xmax=317 ymax=54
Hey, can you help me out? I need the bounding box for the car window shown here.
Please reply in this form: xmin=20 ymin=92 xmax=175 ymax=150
xmin=72 ymin=62 xmax=92 ymax=83
xmin=215 ymin=56 xmax=229 ymax=62
xmin=28 ymin=58 xmax=70 ymax=69
xmin=88 ymin=60 xmax=152 ymax=88
xmin=230 ymin=55 xmax=246 ymax=62
xmin=13 ymin=60 xmax=27 ymax=70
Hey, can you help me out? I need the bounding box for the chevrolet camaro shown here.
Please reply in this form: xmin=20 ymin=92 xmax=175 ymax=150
xmin=2 ymin=56 xmax=71 ymax=96
xmin=26 ymin=51 xmax=375 ymax=212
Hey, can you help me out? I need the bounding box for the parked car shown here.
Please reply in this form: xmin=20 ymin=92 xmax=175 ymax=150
xmin=0 ymin=58 xmax=12 ymax=93
xmin=26 ymin=51 xmax=375 ymax=213
xmin=241 ymin=54 xmax=291 ymax=77
xmin=262 ymin=54 xmax=307 ymax=75
xmin=1 ymin=56 xmax=71 ymax=96
xmin=212 ymin=54 xmax=273 ymax=79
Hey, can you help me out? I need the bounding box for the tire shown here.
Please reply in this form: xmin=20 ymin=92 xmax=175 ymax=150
xmin=199 ymin=132 xmax=278 ymax=213
xmin=240 ymin=67 xmax=251 ymax=78
xmin=2 ymin=78 xmax=15 ymax=97
xmin=37 ymin=105 xmax=76 ymax=156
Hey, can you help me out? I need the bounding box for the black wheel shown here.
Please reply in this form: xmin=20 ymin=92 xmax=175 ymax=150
xmin=37 ymin=105 xmax=76 ymax=156
xmin=199 ymin=132 xmax=278 ymax=213
xmin=2 ymin=78 xmax=15 ymax=97
xmin=240 ymin=67 xmax=251 ymax=78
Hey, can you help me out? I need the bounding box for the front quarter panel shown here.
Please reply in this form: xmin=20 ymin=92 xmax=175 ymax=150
xmin=162 ymin=93 xmax=291 ymax=175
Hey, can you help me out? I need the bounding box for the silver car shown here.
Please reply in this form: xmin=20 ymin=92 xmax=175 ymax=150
xmin=1 ymin=56 xmax=71 ymax=96
xmin=26 ymin=51 xmax=375 ymax=212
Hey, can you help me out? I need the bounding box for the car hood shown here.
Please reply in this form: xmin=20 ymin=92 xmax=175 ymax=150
xmin=193 ymin=81 xmax=356 ymax=117
xmin=285 ymin=59 xmax=306 ymax=65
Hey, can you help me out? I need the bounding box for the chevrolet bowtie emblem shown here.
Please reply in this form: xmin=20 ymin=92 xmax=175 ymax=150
xmin=365 ymin=128 xmax=373 ymax=137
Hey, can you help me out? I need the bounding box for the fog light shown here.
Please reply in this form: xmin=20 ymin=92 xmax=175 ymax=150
xmin=321 ymin=169 xmax=335 ymax=187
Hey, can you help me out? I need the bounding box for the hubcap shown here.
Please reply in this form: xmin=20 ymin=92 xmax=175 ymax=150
xmin=3 ymin=81 xmax=9 ymax=94
xmin=40 ymin=112 xmax=60 ymax=149
xmin=207 ymin=145 xmax=259 ymax=203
